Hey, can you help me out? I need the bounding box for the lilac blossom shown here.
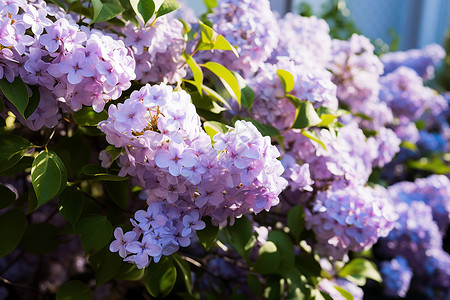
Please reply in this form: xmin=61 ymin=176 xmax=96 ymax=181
xmin=380 ymin=256 xmax=413 ymax=298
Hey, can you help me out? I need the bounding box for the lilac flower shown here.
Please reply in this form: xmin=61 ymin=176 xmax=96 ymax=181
xmin=155 ymin=142 xmax=197 ymax=177
xmin=21 ymin=4 xmax=52 ymax=36
xmin=58 ymin=49 xmax=95 ymax=84
xmin=134 ymin=204 xmax=167 ymax=231
xmin=109 ymin=228 xmax=136 ymax=258
xmin=127 ymin=235 xmax=163 ymax=269
xmin=181 ymin=211 xmax=205 ymax=237
xmin=380 ymin=256 xmax=413 ymax=298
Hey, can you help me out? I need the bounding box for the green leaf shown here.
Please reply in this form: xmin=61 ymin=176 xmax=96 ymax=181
xmin=89 ymin=245 xmax=122 ymax=285
xmin=252 ymin=241 xmax=281 ymax=274
xmin=130 ymin=0 xmax=155 ymax=24
xmin=0 ymin=134 xmax=32 ymax=173
xmin=31 ymin=150 xmax=67 ymax=208
xmin=244 ymin=119 xmax=280 ymax=138
xmin=0 ymin=209 xmax=26 ymax=257
xmin=81 ymin=164 xmax=129 ymax=181
xmin=116 ymin=263 xmax=145 ymax=281
xmin=197 ymin=22 xmax=239 ymax=57
xmin=54 ymin=135 xmax=91 ymax=178
xmin=203 ymin=0 xmax=217 ymax=11
xmin=264 ymin=276 xmax=283 ymax=300
xmin=408 ymin=157 xmax=450 ymax=175
xmin=0 ymin=77 xmax=29 ymax=118
xmin=267 ymin=230 xmax=295 ymax=273
xmin=203 ymin=121 xmax=228 ymax=141
xmin=247 ymin=274 xmax=262 ymax=297
xmin=73 ymin=107 xmax=108 ymax=126
xmin=277 ymin=69 xmax=295 ymax=93
xmin=56 ymin=280 xmax=92 ymax=300
xmin=183 ymin=52 xmax=203 ymax=94
xmin=190 ymin=91 xmax=227 ymax=114
xmin=334 ymin=286 xmax=354 ymax=300
xmin=241 ymin=86 xmax=255 ymax=111
xmin=226 ymin=216 xmax=255 ymax=261
xmin=302 ymin=130 xmax=326 ymax=150
xmin=156 ymin=0 xmax=180 ymax=17
xmin=24 ymin=85 xmax=40 ymax=119
xmin=91 ymin=0 xmax=125 ymax=23
xmin=295 ymin=253 xmax=321 ymax=283
xmin=105 ymin=180 xmax=129 ymax=209
xmin=20 ymin=223 xmax=60 ymax=254
xmin=0 ymin=184 xmax=16 ymax=210
xmin=27 ymin=189 xmax=38 ymax=214
xmin=287 ymin=205 xmax=305 ymax=242
xmin=74 ymin=215 xmax=113 ymax=254
xmin=58 ymin=186 xmax=84 ymax=226
xmin=173 ymin=254 xmax=193 ymax=294
xmin=202 ymin=62 xmax=241 ymax=105
xmin=0 ymin=156 xmax=33 ymax=177
xmin=292 ymin=101 xmax=321 ymax=129
xmin=337 ymin=258 xmax=382 ymax=286
xmin=196 ymin=217 xmax=218 ymax=250
xmin=200 ymin=84 xmax=232 ymax=110
xmin=144 ymin=256 xmax=177 ymax=297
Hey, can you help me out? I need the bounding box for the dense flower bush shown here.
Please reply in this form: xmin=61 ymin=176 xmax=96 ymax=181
xmin=0 ymin=0 xmax=448 ymax=299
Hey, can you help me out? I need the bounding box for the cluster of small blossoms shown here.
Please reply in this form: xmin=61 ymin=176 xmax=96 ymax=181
xmin=206 ymin=0 xmax=280 ymax=76
xmin=121 ymin=15 xmax=186 ymax=84
xmin=379 ymin=256 xmax=413 ymax=298
xmin=379 ymin=66 xmax=446 ymax=122
xmin=100 ymin=83 xmax=286 ymax=268
xmin=328 ymin=34 xmax=384 ymax=110
xmin=305 ymin=184 xmax=397 ymax=259
xmin=273 ymin=13 xmax=332 ymax=67
xmin=0 ymin=0 xmax=135 ymax=130
xmin=317 ymin=278 xmax=363 ymax=300
xmin=376 ymin=197 xmax=450 ymax=298
xmin=381 ymin=43 xmax=446 ymax=81
xmin=248 ymin=57 xmax=338 ymax=130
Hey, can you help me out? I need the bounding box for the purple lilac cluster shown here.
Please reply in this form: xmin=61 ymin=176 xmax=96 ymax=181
xmin=0 ymin=0 xmax=135 ymax=130
xmin=274 ymin=13 xmax=332 ymax=67
xmin=381 ymin=43 xmax=446 ymax=81
xmin=248 ymin=57 xmax=338 ymax=130
xmin=376 ymin=197 xmax=450 ymax=298
xmin=100 ymin=83 xmax=287 ymax=268
xmin=380 ymin=256 xmax=413 ymax=298
xmin=378 ymin=66 xmax=445 ymax=122
xmin=387 ymin=175 xmax=450 ymax=233
xmin=317 ymin=278 xmax=363 ymax=300
xmin=121 ymin=15 xmax=186 ymax=84
xmin=207 ymin=0 xmax=279 ymax=76
xmin=305 ymin=184 xmax=397 ymax=259
xmin=328 ymin=34 xmax=384 ymax=110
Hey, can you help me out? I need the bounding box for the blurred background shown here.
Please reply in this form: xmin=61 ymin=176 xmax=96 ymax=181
xmin=185 ymin=0 xmax=450 ymax=51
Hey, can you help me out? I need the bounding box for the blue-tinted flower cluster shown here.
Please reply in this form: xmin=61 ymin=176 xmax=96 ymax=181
xmin=381 ymin=43 xmax=445 ymax=81
xmin=380 ymin=256 xmax=413 ymax=298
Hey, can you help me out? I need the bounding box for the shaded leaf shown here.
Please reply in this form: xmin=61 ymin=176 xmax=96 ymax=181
xmin=74 ymin=215 xmax=113 ymax=254
xmin=252 ymin=241 xmax=280 ymax=274
xmin=20 ymin=223 xmax=60 ymax=254
xmin=144 ymin=256 xmax=177 ymax=297
xmin=0 ymin=209 xmax=26 ymax=257
xmin=56 ymin=280 xmax=92 ymax=300
xmin=287 ymin=205 xmax=305 ymax=242
xmin=0 ymin=134 xmax=32 ymax=173
xmin=24 ymin=85 xmax=40 ymax=119
xmin=241 ymin=85 xmax=255 ymax=111
xmin=73 ymin=107 xmax=108 ymax=126
xmin=89 ymin=245 xmax=122 ymax=285
xmin=292 ymin=101 xmax=321 ymax=129
xmin=105 ymin=180 xmax=129 ymax=209
xmin=0 ymin=77 xmax=29 ymax=118
xmin=116 ymin=263 xmax=145 ymax=281
xmin=226 ymin=216 xmax=255 ymax=261
xmin=81 ymin=164 xmax=129 ymax=181
xmin=338 ymin=258 xmax=382 ymax=286
xmin=196 ymin=217 xmax=218 ymax=250
xmin=31 ymin=150 xmax=67 ymax=208
xmin=0 ymin=184 xmax=16 ymax=209
xmin=58 ymin=186 xmax=84 ymax=226
xmin=173 ymin=254 xmax=193 ymax=294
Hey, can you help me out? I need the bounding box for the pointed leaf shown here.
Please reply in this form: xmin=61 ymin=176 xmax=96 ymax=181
xmin=105 ymin=180 xmax=129 ymax=209
xmin=74 ymin=215 xmax=113 ymax=254
xmin=0 ymin=77 xmax=29 ymax=118
xmin=202 ymin=62 xmax=241 ymax=105
xmin=203 ymin=121 xmax=228 ymax=141
xmin=91 ymin=0 xmax=125 ymax=23
xmin=338 ymin=258 xmax=382 ymax=286
xmin=89 ymin=245 xmax=122 ymax=285
xmin=241 ymin=86 xmax=255 ymax=111
xmin=58 ymin=186 xmax=84 ymax=226
xmin=196 ymin=217 xmax=218 ymax=250
xmin=277 ymin=69 xmax=295 ymax=93
xmin=287 ymin=205 xmax=305 ymax=242
xmin=183 ymin=52 xmax=203 ymax=94
xmin=73 ymin=107 xmax=108 ymax=126
xmin=0 ymin=184 xmax=16 ymax=209
xmin=24 ymin=85 xmax=40 ymax=119
xmin=292 ymin=101 xmax=321 ymax=129
xmin=156 ymin=0 xmax=180 ymax=18
xmin=173 ymin=254 xmax=193 ymax=294
xmin=252 ymin=241 xmax=281 ymax=274
xmin=302 ymin=130 xmax=326 ymax=150
xmin=0 ymin=134 xmax=32 ymax=173
xmin=31 ymin=150 xmax=67 ymax=208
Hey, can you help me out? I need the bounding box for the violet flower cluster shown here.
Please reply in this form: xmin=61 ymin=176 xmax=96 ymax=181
xmin=380 ymin=256 xmax=413 ymax=298
xmin=206 ymin=0 xmax=280 ymax=76
xmin=100 ymin=83 xmax=287 ymax=268
xmin=381 ymin=43 xmax=446 ymax=81
xmin=376 ymin=175 xmax=450 ymax=298
xmin=0 ymin=0 xmax=135 ymax=131
xmin=121 ymin=15 xmax=186 ymax=84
